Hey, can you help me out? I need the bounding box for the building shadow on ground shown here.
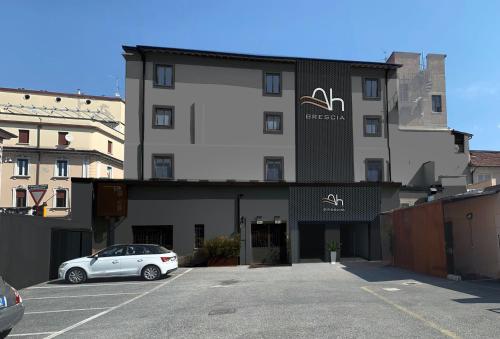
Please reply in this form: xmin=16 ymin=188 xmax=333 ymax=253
xmin=341 ymin=260 xmax=500 ymax=305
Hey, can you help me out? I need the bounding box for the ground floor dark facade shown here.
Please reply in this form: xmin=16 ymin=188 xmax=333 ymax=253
xmin=73 ymin=179 xmax=400 ymax=265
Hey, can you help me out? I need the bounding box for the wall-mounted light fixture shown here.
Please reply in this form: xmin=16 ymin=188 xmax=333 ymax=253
xmin=274 ymin=216 xmax=282 ymax=224
xmin=256 ymin=216 xmax=263 ymax=224
xmin=466 ymin=212 xmax=473 ymax=220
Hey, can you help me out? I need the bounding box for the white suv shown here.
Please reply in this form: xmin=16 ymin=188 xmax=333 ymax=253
xmin=58 ymin=244 xmax=178 ymax=284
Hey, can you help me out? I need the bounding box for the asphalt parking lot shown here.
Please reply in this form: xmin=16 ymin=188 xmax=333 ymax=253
xmin=8 ymin=262 xmax=500 ymax=338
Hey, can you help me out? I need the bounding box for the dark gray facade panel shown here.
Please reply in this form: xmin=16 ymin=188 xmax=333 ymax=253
xmin=290 ymin=185 xmax=381 ymax=223
xmin=296 ymin=60 xmax=354 ymax=182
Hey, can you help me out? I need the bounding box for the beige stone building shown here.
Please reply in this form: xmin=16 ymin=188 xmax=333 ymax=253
xmin=0 ymin=87 xmax=124 ymax=217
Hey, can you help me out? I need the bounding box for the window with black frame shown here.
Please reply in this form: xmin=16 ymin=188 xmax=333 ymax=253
xmin=366 ymin=159 xmax=384 ymax=182
xmin=152 ymin=155 xmax=173 ymax=179
xmin=154 ymin=65 xmax=174 ymax=87
xmin=432 ymin=95 xmax=442 ymax=112
xmin=194 ymin=224 xmax=204 ymax=248
xmin=363 ymin=78 xmax=380 ymax=99
xmin=264 ymin=72 xmax=281 ymax=95
xmin=364 ymin=116 xmax=381 ymax=137
xmin=153 ymin=107 xmax=173 ymax=128
xmin=264 ymin=112 xmax=283 ymax=133
xmin=265 ymin=157 xmax=283 ymax=181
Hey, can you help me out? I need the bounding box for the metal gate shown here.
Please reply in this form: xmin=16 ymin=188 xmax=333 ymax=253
xmin=251 ymin=223 xmax=287 ymax=264
xmin=49 ymin=229 xmax=92 ymax=279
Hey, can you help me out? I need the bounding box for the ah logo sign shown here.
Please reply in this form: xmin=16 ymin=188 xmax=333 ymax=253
xmin=300 ymin=88 xmax=345 ymax=112
xmin=300 ymin=88 xmax=346 ymax=121
xmin=322 ymin=193 xmax=345 ymax=212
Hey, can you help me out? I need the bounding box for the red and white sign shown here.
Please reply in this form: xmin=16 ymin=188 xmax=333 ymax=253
xmin=28 ymin=185 xmax=48 ymax=206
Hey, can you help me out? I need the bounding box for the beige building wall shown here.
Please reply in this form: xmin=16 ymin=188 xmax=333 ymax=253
xmin=443 ymin=194 xmax=500 ymax=279
xmin=0 ymin=88 xmax=125 ymax=217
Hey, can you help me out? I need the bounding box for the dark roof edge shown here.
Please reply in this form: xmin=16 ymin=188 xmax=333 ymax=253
xmin=122 ymin=45 xmax=401 ymax=69
xmin=0 ymin=87 xmax=125 ymax=103
xmin=72 ymin=178 xmax=401 ymax=188
xmin=0 ymin=128 xmax=17 ymax=139
xmin=470 ymin=149 xmax=500 ymax=153
xmin=451 ymin=129 xmax=473 ymax=137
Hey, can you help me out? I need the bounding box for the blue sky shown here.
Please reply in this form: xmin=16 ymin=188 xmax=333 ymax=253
xmin=1 ymin=0 xmax=499 ymax=150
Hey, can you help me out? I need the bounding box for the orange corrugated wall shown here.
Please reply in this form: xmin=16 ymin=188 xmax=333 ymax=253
xmin=392 ymin=201 xmax=447 ymax=278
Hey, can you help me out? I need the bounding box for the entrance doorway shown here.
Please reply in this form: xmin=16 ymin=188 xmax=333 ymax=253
xmin=340 ymin=223 xmax=369 ymax=259
xmin=251 ymin=223 xmax=287 ymax=265
xmin=299 ymin=223 xmax=325 ymax=261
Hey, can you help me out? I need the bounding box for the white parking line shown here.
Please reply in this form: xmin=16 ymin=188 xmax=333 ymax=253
xmin=8 ymin=332 xmax=56 ymax=337
xmin=25 ymin=307 xmax=111 ymax=315
xmin=27 ymin=281 xmax=165 ymax=289
xmin=43 ymin=268 xmax=193 ymax=339
xmin=24 ymin=292 xmax=140 ymax=300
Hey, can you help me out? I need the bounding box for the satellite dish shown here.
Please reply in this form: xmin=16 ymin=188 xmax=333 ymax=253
xmin=65 ymin=134 xmax=74 ymax=143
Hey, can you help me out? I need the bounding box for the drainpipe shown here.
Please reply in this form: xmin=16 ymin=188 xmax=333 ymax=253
xmin=384 ymin=69 xmax=392 ymax=182
xmin=36 ymin=119 xmax=41 ymax=185
xmin=137 ymin=48 xmax=146 ymax=181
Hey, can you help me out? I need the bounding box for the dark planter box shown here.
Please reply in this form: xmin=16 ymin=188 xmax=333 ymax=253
xmin=208 ymin=257 xmax=238 ymax=266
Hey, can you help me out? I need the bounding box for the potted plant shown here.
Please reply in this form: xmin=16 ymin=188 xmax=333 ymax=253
xmin=204 ymin=234 xmax=240 ymax=266
xmin=327 ymin=240 xmax=341 ymax=264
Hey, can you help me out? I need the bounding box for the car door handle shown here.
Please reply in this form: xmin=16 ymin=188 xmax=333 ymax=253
xmin=137 ymin=259 xmax=143 ymax=262
xmin=112 ymin=260 xmax=119 ymax=264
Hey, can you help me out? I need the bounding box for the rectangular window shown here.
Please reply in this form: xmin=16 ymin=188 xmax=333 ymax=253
xmin=432 ymin=95 xmax=442 ymax=112
xmin=366 ymin=159 xmax=384 ymax=182
xmin=82 ymin=159 xmax=89 ymax=178
xmin=56 ymin=160 xmax=68 ymax=177
xmin=18 ymin=130 xmax=29 ymax=144
xmin=16 ymin=189 xmax=27 ymax=207
xmin=264 ymin=112 xmax=283 ymax=134
xmin=132 ymin=225 xmax=174 ymax=250
xmin=194 ymin=224 xmax=205 ymax=249
xmin=152 ymin=155 xmax=173 ymax=179
xmin=364 ymin=116 xmax=382 ymax=137
xmin=16 ymin=158 xmax=29 ymax=176
xmin=363 ymin=78 xmax=380 ymax=99
xmin=106 ymin=166 xmax=113 ymax=179
xmin=477 ymin=174 xmax=491 ymax=183
xmin=454 ymin=133 xmax=465 ymax=153
xmin=264 ymin=72 xmax=281 ymax=95
xmin=153 ymin=106 xmax=174 ymax=128
xmin=154 ymin=64 xmax=174 ymax=88
xmin=55 ymin=189 xmax=67 ymax=208
xmin=58 ymin=132 xmax=69 ymax=146
xmin=108 ymin=141 xmax=113 ymax=154
xmin=264 ymin=157 xmax=284 ymax=181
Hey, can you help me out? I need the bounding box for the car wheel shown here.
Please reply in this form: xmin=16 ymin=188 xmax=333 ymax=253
xmin=0 ymin=329 xmax=11 ymax=339
xmin=66 ymin=268 xmax=87 ymax=284
xmin=142 ymin=265 xmax=160 ymax=281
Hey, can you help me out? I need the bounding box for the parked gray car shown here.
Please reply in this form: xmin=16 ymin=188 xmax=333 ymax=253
xmin=0 ymin=276 xmax=24 ymax=338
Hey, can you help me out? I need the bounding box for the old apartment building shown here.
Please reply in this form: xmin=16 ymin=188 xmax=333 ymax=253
xmin=0 ymin=88 xmax=125 ymax=217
